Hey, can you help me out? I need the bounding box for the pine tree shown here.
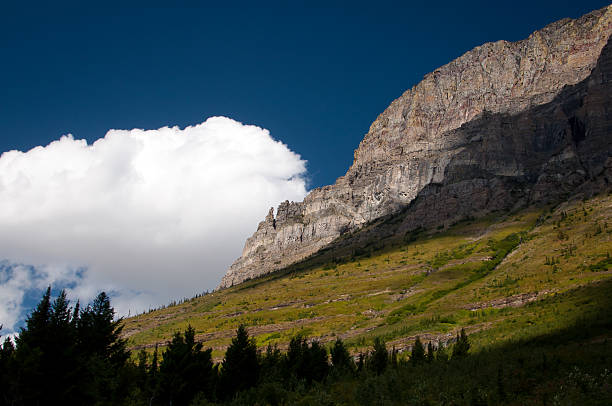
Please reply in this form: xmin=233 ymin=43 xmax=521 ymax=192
xmin=307 ymin=340 xmax=330 ymax=382
xmin=369 ymin=337 xmax=388 ymax=375
xmin=260 ymin=344 xmax=283 ymax=382
xmin=220 ymin=325 xmax=259 ymax=399
xmin=330 ymin=338 xmax=354 ymax=374
xmin=151 ymin=344 xmax=159 ymax=376
xmin=357 ymin=352 xmax=365 ymax=373
xmin=147 ymin=344 xmax=160 ymax=405
xmin=0 ymin=328 xmax=15 ymax=405
xmin=17 ymin=286 xmax=52 ymax=348
xmin=390 ymin=345 xmax=398 ymax=368
xmin=77 ymin=292 xmax=129 ymax=366
xmin=285 ymin=335 xmax=329 ymax=384
xmin=426 ymin=341 xmax=435 ymax=363
xmin=7 ymin=288 xmax=135 ymax=405
xmin=435 ymin=344 xmax=449 ymax=362
xmin=158 ymin=325 xmax=215 ymax=405
xmin=12 ymin=288 xmax=86 ymax=404
xmin=411 ymin=336 xmax=426 ymax=365
xmin=452 ymin=328 xmax=470 ymax=359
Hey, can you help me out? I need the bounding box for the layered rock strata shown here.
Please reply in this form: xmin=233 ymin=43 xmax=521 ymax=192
xmin=220 ymin=6 xmax=612 ymax=288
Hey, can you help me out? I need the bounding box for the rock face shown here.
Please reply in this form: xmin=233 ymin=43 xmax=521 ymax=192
xmin=220 ymin=6 xmax=612 ymax=289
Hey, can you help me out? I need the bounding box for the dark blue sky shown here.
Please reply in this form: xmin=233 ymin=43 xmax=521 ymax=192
xmin=1 ymin=0 xmax=610 ymax=188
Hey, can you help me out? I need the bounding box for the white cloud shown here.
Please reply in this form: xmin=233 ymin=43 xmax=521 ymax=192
xmin=0 ymin=117 xmax=307 ymax=332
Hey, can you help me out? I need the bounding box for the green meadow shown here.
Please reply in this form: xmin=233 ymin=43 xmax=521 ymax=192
xmin=123 ymin=192 xmax=612 ymax=362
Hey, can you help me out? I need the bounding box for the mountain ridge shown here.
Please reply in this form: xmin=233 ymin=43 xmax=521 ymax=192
xmin=220 ymin=5 xmax=612 ymax=289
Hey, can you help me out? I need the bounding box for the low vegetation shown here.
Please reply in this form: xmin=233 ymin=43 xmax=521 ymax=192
xmin=123 ymin=193 xmax=612 ymax=362
xmin=2 ymin=192 xmax=611 ymax=404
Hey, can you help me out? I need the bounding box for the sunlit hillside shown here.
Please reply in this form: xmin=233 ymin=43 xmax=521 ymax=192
xmin=123 ymin=192 xmax=612 ymax=362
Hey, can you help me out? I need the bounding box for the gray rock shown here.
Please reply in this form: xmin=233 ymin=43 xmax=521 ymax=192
xmin=219 ymin=5 xmax=612 ymax=289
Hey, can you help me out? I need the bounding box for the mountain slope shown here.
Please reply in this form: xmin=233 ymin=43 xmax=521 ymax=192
xmin=123 ymin=192 xmax=612 ymax=360
xmin=220 ymin=5 xmax=612 ymax=288
xmin=122 ymin=5 xmax=612 ymax=364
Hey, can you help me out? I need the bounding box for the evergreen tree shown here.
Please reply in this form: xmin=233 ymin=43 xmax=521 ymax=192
xmin=435 ymin=344 xmax=449 ymax=362
xmin=158 ymin=325 xmax=215 ymax=405
xmin=411 ymin=336 xmax=425 ymax=365
xmin=77 ymin=292 xmax=129 ymax=366
xmin=307 ymin=340 xmax=330 ymax=383
xmin=151 ymin=343 xmax=159 ymax=377
xmin=368 ymin=337 xmax=388 ymax=375
xmin=452 ymin=328 xmax=470 ymax=359
xmin=75 ymin=291 xmax=131 ymax=404
xmin=3 ymin=288 xmax=135 ymax=405
xmin=426 ymin=341 xmax=435 ymax=363
xmin=145 ymin=344 xmax=160 ymax=406
xmin=70 ymin=300 xmax=80 ymax=329
xmin=0 ymin=328 xmax=15 ymax=405
xmin=137 ymin=349 xmax=148 ymax=380
xmin=330 ymin=338 xmax=354 ymax=374
xmin=390 ymin=345 xmax=398 ymax=368
xmin=219 ymin=325 xmax=259 ymax=399
xmin=286 ymin=335 xmax=329 ymax=384
xmin=260 ymin=344 xmax=284 ymax=383
xmin=17 ymin=286 xmax=52 ymax=349
xmin=356 ymin=352 xmax=365 ymax=373
xmin=13 ymin=288 xmax=83 ymax=404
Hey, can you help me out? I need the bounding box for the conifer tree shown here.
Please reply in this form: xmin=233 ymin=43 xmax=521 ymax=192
xmin=220 ymin=325 xmax=259 ymax=399
xmin=158 ymin=325 xmax=215 ymax=405
xmin=77 ymin=292 xmax=129 ymax=366
xmin=369 ymin=337 xmax=388 ymax=375
xmin=12 ymin=288 xmax=87 ymax=404
xmin=390 ymin=345 xmax=398 ymax=368
xmin=452 ymin=328 xmax=470 ymax=359
xmin=0 ymin=328 xmax=15 ymax=405
xmin=147 ymin=344 xmax=160 ymax=405
xmin=426 ymin=341 xmax=435 ymax=363
xmin=411 ymin=336 xmax=426 ymax=365
xmin=260 ymin=344 xmax=283 ymax=382
xmin=307 ymin=340 xmax=330 ymax=382
xmin=435 ymin=344 xmax=449 ymax=362
xmin=357 ymin=352 xmax=365 ymax=373
xmin=151 ymin=344 xmax=159 ymax=377
xmin=285 ymin=335 xmax=329 ymax=384
xmin=137 ymin=349 xmax=148 ymax=378
xmin=330 ymin=338 xmax=354 ymax=374
xmin=17 ymin=286 xmax=52 ymax=348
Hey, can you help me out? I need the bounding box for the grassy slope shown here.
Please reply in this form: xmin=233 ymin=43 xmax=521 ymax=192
xmin=122 ymin=192 xmax=612 ymax=361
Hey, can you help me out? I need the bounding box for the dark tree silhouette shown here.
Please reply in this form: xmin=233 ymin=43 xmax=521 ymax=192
xmin=426 ymin=341 xmax=435 ymax=363
xmin=452 ymin=328 xmax=470 ymax=359
xmin=368 ymin=337 xmax=388 ymax=375
xmin=286 ymin=335 xmax=329 ymax=383
xmin=6 ymin=288 xmax=134 ymax=405
xmin=411 ymin=336 xmax=426 ymax=365
xmin=219 ymin=325 xmax=259 ymax=400
xmin=158 ymin=325 xmax=215 ymax=405
xmin=330 ymin=338 xmax=354 ymax=374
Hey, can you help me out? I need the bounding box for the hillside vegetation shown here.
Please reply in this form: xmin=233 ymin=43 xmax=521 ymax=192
xmin=123 ymin=191 xmax=612 ymax=363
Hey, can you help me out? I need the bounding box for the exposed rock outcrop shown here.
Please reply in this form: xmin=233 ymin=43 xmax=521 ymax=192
xmin=220 ymin=6 xmax=612 ymax=289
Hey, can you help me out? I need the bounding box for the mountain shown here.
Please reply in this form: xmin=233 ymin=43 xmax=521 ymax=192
xmin=122 ymin=4 xmax=612 ymax=366
xmin=123 ymin=191 xmax=612 ymax=362
xmin=220 ymin=5 xmax=612 ymax=289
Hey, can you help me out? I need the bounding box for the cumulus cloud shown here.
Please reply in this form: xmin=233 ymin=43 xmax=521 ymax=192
xmin=0 ymin=117 xmax=308 ymax=333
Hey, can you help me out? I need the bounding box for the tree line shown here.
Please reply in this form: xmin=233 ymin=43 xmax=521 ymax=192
xmin=0 ymin=289 xmax=470 ymax=406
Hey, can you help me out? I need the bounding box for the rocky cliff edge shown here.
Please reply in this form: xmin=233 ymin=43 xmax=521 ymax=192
xmin=220 ymin=5 xmax=612 ymax=289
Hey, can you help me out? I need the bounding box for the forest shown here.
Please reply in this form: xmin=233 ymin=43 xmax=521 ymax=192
xmin=1 ymin=288 xmax=611 ymax=405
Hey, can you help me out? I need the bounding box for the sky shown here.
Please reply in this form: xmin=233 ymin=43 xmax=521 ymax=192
xmin=1 ymin=0 xmax=610 ymax=334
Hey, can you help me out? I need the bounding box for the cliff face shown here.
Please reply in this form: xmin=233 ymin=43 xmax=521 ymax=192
xmin=220 ymin=6 xmax=612 ymax=289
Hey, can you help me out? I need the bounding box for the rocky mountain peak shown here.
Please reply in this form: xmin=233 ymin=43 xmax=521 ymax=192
xmin=219 ymin=5 xmax=612 ymax=289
